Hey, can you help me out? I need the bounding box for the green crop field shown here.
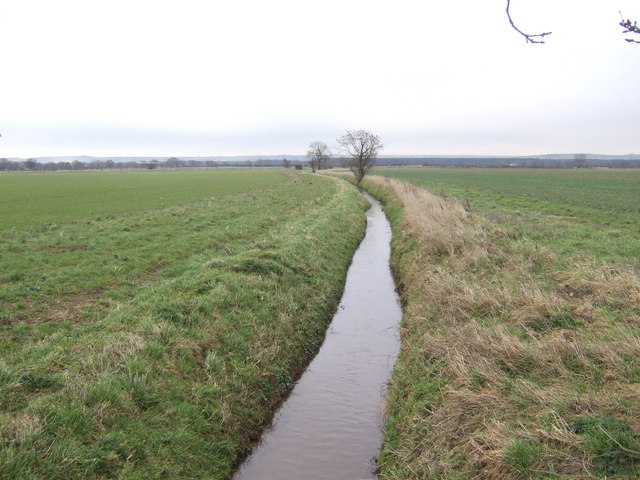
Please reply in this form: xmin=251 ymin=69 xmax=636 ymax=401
xmin=0 ymin=170 xmax=286 ymax=231
xmin=0 ymin=170 xmax=369 ymax=479
xmin=360 ymin=170 xmax=640 ymax=479
xmin=373 ymin=167 xmax=640 ymax=262
xmin=373 ymin=168 xmax=640 ymax=217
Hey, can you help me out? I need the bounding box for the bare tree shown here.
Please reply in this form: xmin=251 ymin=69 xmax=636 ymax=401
xmin=24 ymin=158 xmax=38 ymax=171
xmin=337 ymin=130 xmax=383 ymax=185
xmin=574 ymin=153 xmax=588 ymax=169
xmin=306 ymin=141 xmax=331 ymax=173
xmin=506 ymin=1 xmax=639 ymax=45
xmin=165 ymin=157 xmax=181 ymax=168
xmin=282 ymin=157 xmax=291 ymax=169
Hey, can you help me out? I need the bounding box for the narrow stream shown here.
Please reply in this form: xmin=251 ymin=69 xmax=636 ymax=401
xmin=233 ymin=194 xmax=402 ymax=480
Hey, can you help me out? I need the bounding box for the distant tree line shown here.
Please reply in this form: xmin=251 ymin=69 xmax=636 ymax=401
xmin=372 ymin=157 xmax=640 ymax=169
xmin=2 ymin=155 xmax=639 ymax=172
xmin=0 ymin=157 xmax=298 ymax=172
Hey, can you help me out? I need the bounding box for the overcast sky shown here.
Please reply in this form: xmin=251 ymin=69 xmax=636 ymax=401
xmin=1 ymin=0 xmax=639 ymax=158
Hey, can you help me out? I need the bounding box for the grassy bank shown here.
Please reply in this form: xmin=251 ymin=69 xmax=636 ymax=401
xmin=359 ymin=174 xmax=640 ymax=479
xmin=0 ymin=171 xmax=369 ymax=479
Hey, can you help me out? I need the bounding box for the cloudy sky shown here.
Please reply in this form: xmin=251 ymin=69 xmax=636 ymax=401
xmin=1 ymin=0 xmax=639 ymax=158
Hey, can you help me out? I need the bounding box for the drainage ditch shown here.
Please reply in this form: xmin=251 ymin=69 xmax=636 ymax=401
xmin=233 ymin=193 xmax=402 ymax=480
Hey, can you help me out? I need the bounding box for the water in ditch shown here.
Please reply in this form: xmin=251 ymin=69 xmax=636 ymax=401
xmin=233 ymin=194 xmax=402 ymax=480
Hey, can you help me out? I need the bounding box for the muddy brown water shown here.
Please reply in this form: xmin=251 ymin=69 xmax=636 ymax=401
xmin=233 ymin=194 xmax=402 ymax=480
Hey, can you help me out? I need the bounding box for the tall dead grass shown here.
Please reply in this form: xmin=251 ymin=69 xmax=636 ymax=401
xmin=366 ymin=176 xmax=640 ymax=479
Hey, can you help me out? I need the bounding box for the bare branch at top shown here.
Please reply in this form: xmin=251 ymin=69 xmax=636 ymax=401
xmin=620 ymin=12 xmax=640 ymax=44
xmin=505 ymin=0 xmax=552 ymax=44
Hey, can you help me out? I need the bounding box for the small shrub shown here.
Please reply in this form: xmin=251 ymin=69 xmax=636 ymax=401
xmin=569 ymin=416 xmax=640 ymax=476
xmin=275 ymin=371 xmax=293 ymax=391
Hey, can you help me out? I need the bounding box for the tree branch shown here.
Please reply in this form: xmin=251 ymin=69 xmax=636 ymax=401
xmin=505 ymin=0 xmax=552 ymax=44
xmin=620 ymin=12 xmax=640 ymax=44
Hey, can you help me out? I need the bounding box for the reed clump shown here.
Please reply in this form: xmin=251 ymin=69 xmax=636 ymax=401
xmin=364 ymin=176 xmax=640 ymax=479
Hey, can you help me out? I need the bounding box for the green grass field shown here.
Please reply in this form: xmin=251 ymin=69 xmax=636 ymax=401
xmin=360 ymin=170 xmax=640 ymax=479
xmin=373 ymin=168 xmax=640 ymax=217
xmin=373 ymin=167 xmax=640 ymax=262
xmin=4 ymin=166 xmax=638 ymax=479
xmin=0 ymin=170 xmax=286 ymax=231
xmin=0 ymin=170 xmax=368 ymax=479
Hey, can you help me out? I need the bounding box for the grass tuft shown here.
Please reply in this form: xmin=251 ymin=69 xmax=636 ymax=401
xmin=504 ymin=438 xmax=542 ymax=477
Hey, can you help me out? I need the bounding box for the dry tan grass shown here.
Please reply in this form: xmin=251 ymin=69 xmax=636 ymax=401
xmin=365 ymin=176 xmax=640 ymax=479
xmin=0 ymin=413 xmax=44 ymax=446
